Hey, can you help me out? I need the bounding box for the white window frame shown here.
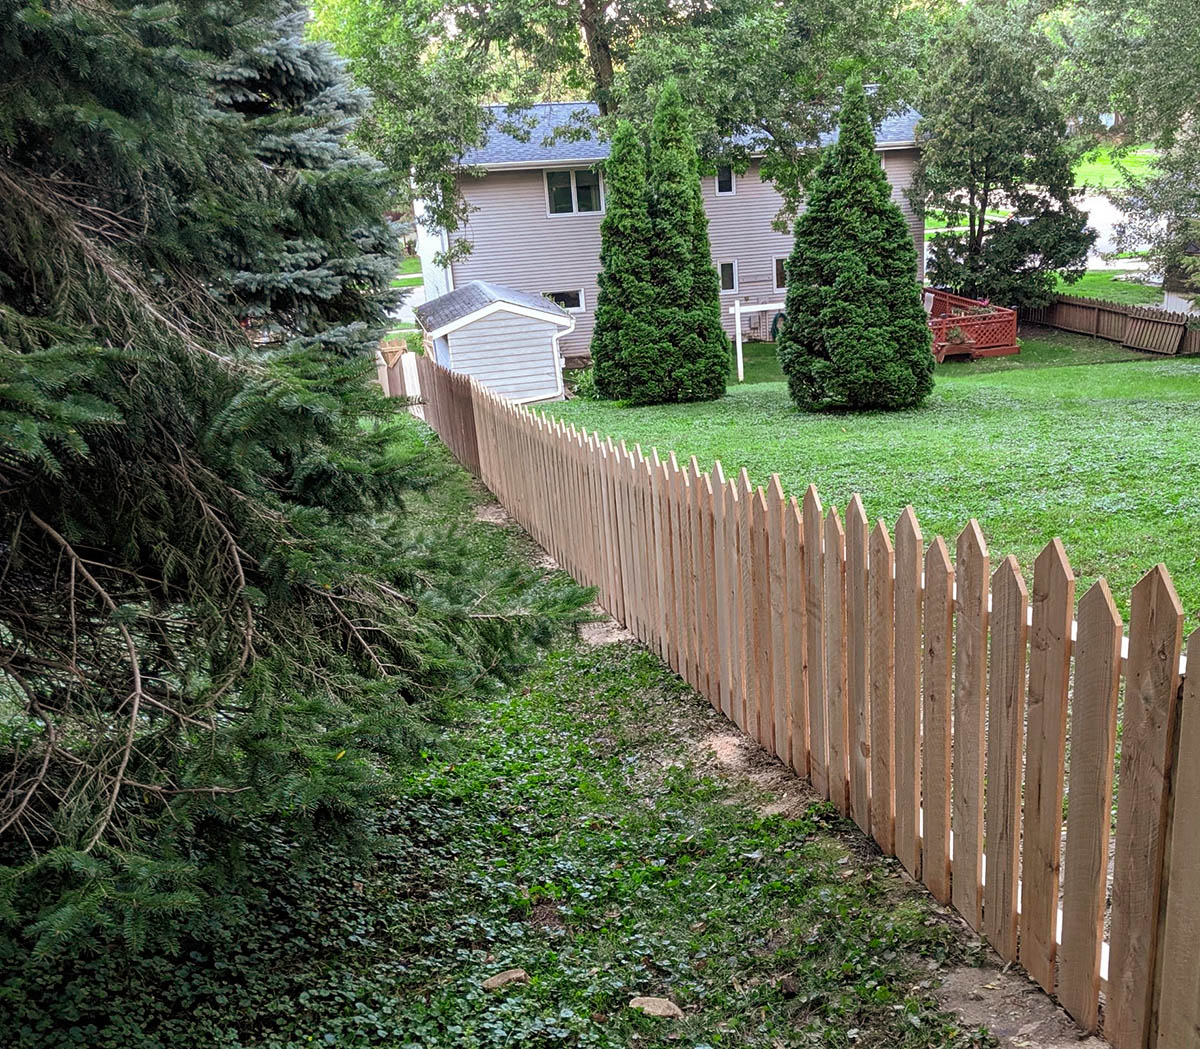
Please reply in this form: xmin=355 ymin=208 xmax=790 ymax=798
xmin=717 ymin=259 xmax=739 ymax=294
xmin=774 ymin=256 xmax=788 ymax=292
xmin=543 ymin=168 xmax=605 ymax=217
xmin=715 ymin=165 xmax=736 ymax=196
xmin=542 ymin=288 xmax=586 ymax=313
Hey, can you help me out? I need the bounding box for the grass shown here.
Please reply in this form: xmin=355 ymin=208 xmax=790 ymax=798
xmin=1073 ymin=143 xmax=1158 ymax=190
xmin=381 ymin=636 xmax=993 ymax=1048
xmin=557 ymin=336 xmax=1200 ymax=628
xmin=1055 ymin=269 xmax=1164 ymax=306
xmin=397 ymin=254 xmax=422 ymax=275
xmin=924 ymin=209 xmax=1009 ymax=239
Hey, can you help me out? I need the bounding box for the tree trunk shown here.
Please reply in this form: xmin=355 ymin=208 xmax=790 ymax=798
xmin=579 ymin=0 xmax=615 ymax=114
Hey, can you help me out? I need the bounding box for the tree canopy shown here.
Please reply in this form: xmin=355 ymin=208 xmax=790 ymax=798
xmin=909 ymin=3 xmax=1095 ymax=308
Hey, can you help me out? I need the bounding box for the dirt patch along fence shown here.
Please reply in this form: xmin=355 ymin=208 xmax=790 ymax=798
xmin=410 ymin=353 xmax=1199 ymax=1049
xmin=1023 ymin=294 xmax=1200 ymax=356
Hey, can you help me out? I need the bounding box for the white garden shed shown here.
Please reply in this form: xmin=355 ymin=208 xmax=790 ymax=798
xmin=414 ymin=281 xmax=574 ymax=403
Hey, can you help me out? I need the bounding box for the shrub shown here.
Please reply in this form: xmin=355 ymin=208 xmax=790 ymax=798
xmin=777 ymin=79 xmax=933 ymax=411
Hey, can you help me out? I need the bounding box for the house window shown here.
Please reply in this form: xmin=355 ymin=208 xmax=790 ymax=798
xmin=718 ymin=260 xmax=738 ymax=293
xmin=716 ymin=165 xmax=736 ymax=195
xmin=544 ymin=288 xmax=585 ymax=312
xmin=774 ymin=257 xmax=788 ymax=291
xmin=545 ymin=169 xmax=603 ymax=215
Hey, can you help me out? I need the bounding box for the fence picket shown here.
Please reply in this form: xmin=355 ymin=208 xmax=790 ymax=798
xmin=1108 ymin=565 xmax=1184 ymax=1049
xmin=869 ymin=519 xmax=895 ymax=855
xmin=727 ymin=477 xmax=746 ymax=732
xmin=768 ymin=476 xmax=791 ymax=763
xmin=894 ymin=507 xmax=923 ymax=879
xmin=824 ymin=507 xmax=849 ymax=815
xmin=1154 ymin=626 xmax=1200 ymax=1049
xmin=738 ymin=470 xmax=758 ymax=741
xmin=787 ymin=497 xmax=809 ymax=777
xmin=711 ymin=461 xmax=732 ymax=718
xmin=698 ymin=467 xmax=719 ymax=706
xmin=803 ymin=486 xmax=828 ymax=798
xmin=1058 ymin=579 xmax=1122 ymax=1033
xmin=923 ymin=537 xmax=954 ymax=905
xmin=1021 ymin=540 xmax=1075 ymax=992
xmin=751 ymin=486 xmax=774 ymax=753
xmin=690 ymin=458 xmax=707 ymax=695
xmin=984 ymin=556 xmax=1028 ymax=963
xmin=953 ymin=521 xmax=989 ymax=930
xmin=846 ymin=495 xmax=871 ymax=834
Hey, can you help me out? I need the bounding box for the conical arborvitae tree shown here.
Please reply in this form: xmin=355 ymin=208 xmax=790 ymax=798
xmin=777 ymin=79 xmax=933 ymax=411
xmin=591 ymin=120 xmax=655 ymax=399
xmin=629 ymin=80 xmax=728 ymax=405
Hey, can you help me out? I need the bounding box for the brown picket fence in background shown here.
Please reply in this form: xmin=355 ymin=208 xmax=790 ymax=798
xmin=408 ymin=353 xmax=1200 ymax=1049
xmin=1023 ymin=294 xmax=1200 ymax=356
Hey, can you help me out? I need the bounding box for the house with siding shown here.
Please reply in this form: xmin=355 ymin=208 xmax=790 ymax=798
xmin=416 ymin=102 xmax=925 ymax=363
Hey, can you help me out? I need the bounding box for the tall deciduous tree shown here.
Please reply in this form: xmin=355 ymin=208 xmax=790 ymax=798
xmin=1063 ymin=0 xmax=1200 ymax=297
xmin=591 ymin=121 xmax=655 ymax=399
xmin=777 ymin=79 xmax=932 ymax=412
xmin=627 ymin=81 xmax=728 ymax=406
xmin=310 ymin=0 xmax=918 ymax=249
xmin=909 ymin=5 xmax=1095 ymax=308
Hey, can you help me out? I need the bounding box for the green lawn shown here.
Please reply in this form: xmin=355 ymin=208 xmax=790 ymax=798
xmin=924 ymin=209 xmax=1010 ymax=239
xmin=556 ymin=339 xmax=1200 ymax=627
xmin=397 ymin=254 xmax=422 ymax=275
xmin=1073 ymin=143 xmax=1158 ymax=189
xmin=1055 ymin=268 xmax=1164 ymax=306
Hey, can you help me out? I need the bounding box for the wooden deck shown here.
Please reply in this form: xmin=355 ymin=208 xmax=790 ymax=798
xmin=926 ymin=288 xmax=1020 ymax=362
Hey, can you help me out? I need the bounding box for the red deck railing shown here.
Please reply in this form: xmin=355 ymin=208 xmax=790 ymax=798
xmin=925 ymin=287 xmax=1020 ymax=360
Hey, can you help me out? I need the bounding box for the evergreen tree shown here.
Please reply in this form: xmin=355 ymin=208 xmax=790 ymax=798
xmin=630 ymin=80 xmax=728 ymax=406
xmin=777 ymin=79 xmax=933 ymax=412
xmin=590 ymin=120 xmax=654 ymax=399
xmin=0 ymin=0 xmax=584 ymax=948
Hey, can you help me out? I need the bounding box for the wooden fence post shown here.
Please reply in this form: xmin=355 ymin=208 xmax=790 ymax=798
xmin=803 ymin=486 xmax=827 ymax=798
xmin=787 ymin=497 xmax=809 ymax=778
xmin=768 ymin=476 xmax=791 ymax=763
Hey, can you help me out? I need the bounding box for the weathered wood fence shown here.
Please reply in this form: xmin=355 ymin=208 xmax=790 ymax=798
xmin=1024 ymin=294 xmax=1200 ymax=356
xmin=409 ymin=353 xmax=1200 ymax=1049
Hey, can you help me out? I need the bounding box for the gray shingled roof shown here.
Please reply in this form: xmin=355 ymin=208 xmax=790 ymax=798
xmin=461 ymin=101 xmax=921 ymax=168
xmin=415 ymin=281 xmax=572 ymax=333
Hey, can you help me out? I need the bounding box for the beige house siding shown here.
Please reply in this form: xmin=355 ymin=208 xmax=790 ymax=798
xmin=449 ymin=151 xmax=925 ymax=361
xmin=446 ymin=309 xmax=564 ymax=402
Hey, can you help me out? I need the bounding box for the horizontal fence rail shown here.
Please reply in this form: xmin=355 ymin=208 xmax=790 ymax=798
xmin=408 ymin=352 xmax=1199 ymax=1049
xmin=1023 ymin=294 xmax=1200 ymax=356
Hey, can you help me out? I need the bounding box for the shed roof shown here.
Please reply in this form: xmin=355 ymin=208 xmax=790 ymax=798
xmin=415 ymin=280 xmax=573 ymax=335
xmin=461 ymin=101 xmax=921 ymax=168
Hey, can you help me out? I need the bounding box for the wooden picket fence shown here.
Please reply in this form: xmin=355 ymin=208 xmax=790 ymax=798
xmin=1024 ymin=294 xmax=1200 ymax=356
xmin=409 ymin=354 xmax=1200 ymax=1049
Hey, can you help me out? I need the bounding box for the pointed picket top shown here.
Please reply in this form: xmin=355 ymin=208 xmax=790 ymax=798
xmin=992 ymin=554 xmax=1029 ymax=605
xmin=925 ymin=534 xmax=953 ymax=582
xmin=650 ymin=447 xmax=662 ymax=472
xmin=825 ymin=504 xmax=844 ymax=540
xmin=846 ymin=493 xmax=868 ymax=535
xmin=690 ymin=455 xmax=703 ymax=483
xmin=1130 ymin=561 xmax=1183 ymax=621
xmin=956 ymin=518 xmax=988 ymax=563
xmin=1034 ymin=538 xmax=1073 ymax=598
xmin=754 ymin=484 xmax=769 ymax=513
xmin=767 ymin=473 xmax=786 ymax=504
xmin=666 ymin=450 xmax=680 ymax=476
xmin=871 ymin=517 xmax=893 ymax=557
xmin=1078 ymin=575 xmax=1121 ymax=631
xmin=803 ymin=483 xmax=823 ymax=520
xmin=896 ymin=505 xmax=922 ymax=550
xmin=712 ymin=459 xmax=727 ymax=489
xmin=738 ymin=466 xmax=753 ymax=495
